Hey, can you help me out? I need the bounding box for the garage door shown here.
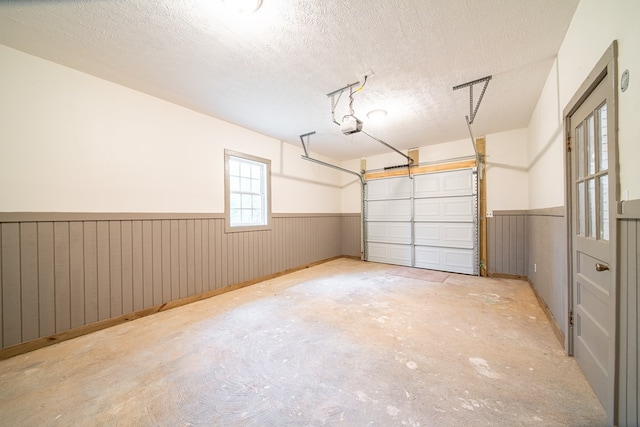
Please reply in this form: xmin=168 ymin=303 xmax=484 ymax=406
xmin=364 ymin=168 xmax=478 ymax=275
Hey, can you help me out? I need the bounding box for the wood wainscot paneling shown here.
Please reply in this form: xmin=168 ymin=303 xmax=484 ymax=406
xmin=0 ymin=212 xmax=360 ymax=359
xmin=487 ymin=208 xmax=566 ymax=346
xmin=617 ymin=199 xmax=640 ymax=426
xmin=487 ymin=210 xmax=528 ymax=278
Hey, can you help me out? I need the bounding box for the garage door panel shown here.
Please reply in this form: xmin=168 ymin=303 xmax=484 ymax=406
xmin=367 ymin=176 xmax=412 ymax=200
xmin=367 ymin=199 xmax=412 ymax=221
xmin=415 ymin=223 xmax=474 ymax=248
xmin=415 ymin=246 xmax=474 ymax=274
xmin=367 ymin=243 xmax=412 ymax=266
xmin=414 ymin=169 xmax=475 ymax=198
xmin=414 ymin=196 xmax=474 ymax=222
xmin=364 ymin=168 xmax=477 ymax=275
xmin=367 ymin=222 xmax=412 ymax=244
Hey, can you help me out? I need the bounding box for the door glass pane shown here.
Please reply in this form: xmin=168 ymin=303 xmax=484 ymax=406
xmin=598 ymin=103 xmax=608 ymax=172
xmin=599 ymin=175 xmax=609 ymax=241
xmin=587 ymin=115 xmax=595 ymax=175
xmin=578 ymin=181 xmax=585 ymax=236
xmin=576 ymin=123 xmax=585 ymax=179
xmin=587 ymin=178 xmax=596 ymax=237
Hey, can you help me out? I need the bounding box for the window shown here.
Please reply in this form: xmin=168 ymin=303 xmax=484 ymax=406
xmin=224 ymin=149 xmax=271 ymax=232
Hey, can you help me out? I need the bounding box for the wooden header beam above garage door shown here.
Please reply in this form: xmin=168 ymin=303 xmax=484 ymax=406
xmin=365 ymin=159 xmax=477 ymax=180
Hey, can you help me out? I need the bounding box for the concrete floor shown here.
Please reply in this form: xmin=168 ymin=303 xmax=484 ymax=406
xmin=0 ymin=258 xmax=606 ymax=426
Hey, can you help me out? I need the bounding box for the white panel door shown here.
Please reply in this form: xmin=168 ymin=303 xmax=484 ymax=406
xmin=364 ymin=168 xmax=478 ymax=275
xmin=367 ymin=222 xmax=412 ymax=245
xmin=413 ymin=169 xmax=477 ymax=274
xmin=367 ymin=176 xmax=412 ymax=200
xmin=414 ymin=223 xmax=474 ymax=248
xmin=414 ymin=246 xmax=475 ymax=274
xmin=367 ymin=243 xmax=412 ymax=266
xmin=364 ymin=175 xmax=413 ymax=267
xmin=366 ymin=199 xmax=412 ymax=222
xmin=414 ymin=168 xmax=475 ymax=198
xmin=414 ymin=196 xmax=475 ymax=222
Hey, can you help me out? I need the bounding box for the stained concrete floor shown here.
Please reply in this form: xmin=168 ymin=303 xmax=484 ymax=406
xmin=0 ymin=258 xmax=606 ymax=426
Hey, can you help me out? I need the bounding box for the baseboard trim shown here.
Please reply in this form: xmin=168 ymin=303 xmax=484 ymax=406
xmin=0 ymin=255 xmax=348 ymax=361
xmin=528 ymin=279 xmax=565 ymax=348
xmin=488 ymin=273 xmax=528 ymax=281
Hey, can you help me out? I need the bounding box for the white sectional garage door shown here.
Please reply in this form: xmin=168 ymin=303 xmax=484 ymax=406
xmin=364 ymin=168 xmax=478 ymax=275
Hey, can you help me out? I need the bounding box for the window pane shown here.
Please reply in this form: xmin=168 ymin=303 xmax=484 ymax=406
xmin=240 ymin=177 xmax=251 ymax=192
xmin=599 ymin=175 xmax=609 ymax=241
xmin=229 ymin=159 xmax=240 ymax=176
xmin=240 ymin=161 xmax=251 ymax=177
xmin=242 ymin=194 xmax=252 ymax=208
xmin=587 ymin=115 xmax=595 ymax=175
xmin=576 ymin=123 xmax=585 ymax=179
xmin=251 ymin=178 xmax=261 ymax=194
xmin=251 ymin=164 xmax=261 ymax=179
xmin=598 ymin=103 xmax=608 ymax=172
xmin=241 ymin=209 xmax=253 ymax=224
xmin=578 ymin=182 xmax=585 ymax=236
xmin=230 ymin=176 xmax=240 ymax=192
xmin=588 ymin=178 xmax=596 ymax=237
xmin=230 ymin=194 xmax=241 ymax=209
xmin=230 ymin=209 xmax=241 ymax=225
xmin=252 ymin=195 xmax=262 ymax=209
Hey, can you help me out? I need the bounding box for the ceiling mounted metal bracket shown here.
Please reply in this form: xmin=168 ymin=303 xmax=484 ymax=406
xmin=299 ymin=132 xmax=364 ymax=185
xmin=326 ymin=81 xmax=414 ymax=175
xmin=453 ymin=75 xmax=492 ymax=125
xmin=327 ymin=81 xmax=361 ymax=126
xmin=453 ymin=75 xmax=491 ymax=181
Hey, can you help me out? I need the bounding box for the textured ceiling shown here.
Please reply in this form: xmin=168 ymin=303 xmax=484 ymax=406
xmin=0 ymin=0 xmax=579 ymax=160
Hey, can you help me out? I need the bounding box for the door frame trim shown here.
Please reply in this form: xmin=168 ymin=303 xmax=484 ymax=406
xmin=563 ymin=40 xmax=618 ymax=424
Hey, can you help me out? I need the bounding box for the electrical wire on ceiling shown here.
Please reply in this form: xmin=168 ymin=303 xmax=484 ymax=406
xmin=343 ymin=75 xmax=368 ymax=121
xmin=325 ymin=74 xmax=414 ymax=170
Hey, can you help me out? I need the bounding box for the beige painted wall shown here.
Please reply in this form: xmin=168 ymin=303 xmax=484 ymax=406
xmin=528 ymin=0 xmax=640 ymax=208
xmin=0 ymin=45 xmax=342 ymax=213
xmin=340 ymin=129 xmax=529 ymax=213
xmin=342 ymin=0 xmax=640 ymax=214
xmin=486 ymin=129 xmax=529 ymax=211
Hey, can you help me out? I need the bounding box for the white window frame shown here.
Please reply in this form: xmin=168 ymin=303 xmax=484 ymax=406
xmin=224 ymin=149 xmax=272 ymax=233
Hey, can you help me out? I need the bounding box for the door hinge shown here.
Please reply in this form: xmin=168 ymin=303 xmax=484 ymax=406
xmin=569 ymin=310 xmax=574 ymax=327
xmin=566 ymin=135 xmax=572 ymax=152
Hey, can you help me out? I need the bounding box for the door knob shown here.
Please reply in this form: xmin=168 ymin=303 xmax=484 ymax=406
xmin=595 ymin=263 xmax=610 ymax=272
